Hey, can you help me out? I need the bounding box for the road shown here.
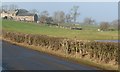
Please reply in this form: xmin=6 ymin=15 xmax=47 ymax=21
xmin=2 ymin=40 xmax=98 ymax=70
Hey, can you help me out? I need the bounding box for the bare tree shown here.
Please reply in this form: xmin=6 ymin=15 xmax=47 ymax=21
xmin=119 ymin=20 xmax=120 ymax=31
xmin=39 ymin=10 xmax=49 ymax=23
xmin=70 ymin=6 xmax=80 ymax=23
xmin=46 ymin=17 xmax=53 ymax=24
xmin=84 ymin=17 xmax=95 ymax=25
xmin=53 ymin=11 xmax=65 ymax=26
xmin=1 ymin=5 xmax=8 ymax=11
xmin=29 ymin=9 xmax=38 ymax=14
xmin=99 ymin=22 xmax=110 ymax=31
xmin=66 ymin=14 xmax=72 ymax=23
xmin=0 ymin=6 xmax=2 ymax=12
xmin=111 ymin=20 xmax=118 ymax=30
xmin=9 ymin=4 xmax=18 ymax=11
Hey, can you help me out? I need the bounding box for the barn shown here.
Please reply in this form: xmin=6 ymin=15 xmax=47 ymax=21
xmin=0 ymin=9 xmax=38 ymax=22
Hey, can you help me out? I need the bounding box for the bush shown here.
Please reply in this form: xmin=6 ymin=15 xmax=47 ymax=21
xmin=2 ymin=30 xmax=118 ymax=65
xmin=99 ymin=22 xmax=110 ymax=31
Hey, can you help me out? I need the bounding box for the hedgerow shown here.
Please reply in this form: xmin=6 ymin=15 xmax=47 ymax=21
xmin=2 ymin=30 xmax=119 ymax=65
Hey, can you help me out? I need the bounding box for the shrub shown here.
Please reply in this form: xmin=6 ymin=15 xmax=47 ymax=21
xmin=2 ymin=30 xmax=118 ymax=65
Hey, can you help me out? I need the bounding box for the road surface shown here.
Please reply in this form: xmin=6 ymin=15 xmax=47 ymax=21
xmin=2 ymin=40 xmax=98 ymax=70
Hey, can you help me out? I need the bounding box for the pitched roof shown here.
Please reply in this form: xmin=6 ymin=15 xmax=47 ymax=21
xmin=16 ymin=9 xmax=35 ymax=16
xmin=0 ymin=10 xmax=7 ymax=13
xmin=8 ymin=11 xmax=16 ymax=14
xmin=17 ymin=9 xmax=28 ymax=14
xmin=1 ymin=9 xmax=17 ymax=14
xmin=0 ymin=9 xmax=37 ymax=16
xmin=17 ymin=12 xmax=35 ymax=16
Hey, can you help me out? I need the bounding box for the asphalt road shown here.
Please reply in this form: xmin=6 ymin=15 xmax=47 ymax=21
xmin=2 ymin=40 xmax=98 ymax=70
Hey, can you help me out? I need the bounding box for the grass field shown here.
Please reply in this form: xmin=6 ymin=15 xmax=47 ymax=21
xmin=2 ymin=20 xmax=118 ymax=40
xmin=2 ymin=20 xmax=119 ymax=70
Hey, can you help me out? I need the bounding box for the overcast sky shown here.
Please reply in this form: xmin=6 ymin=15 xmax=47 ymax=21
xmin=2 ymin=2 xmax=118 ymax=23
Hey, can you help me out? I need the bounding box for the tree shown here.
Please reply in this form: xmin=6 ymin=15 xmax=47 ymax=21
xmin=99 ymin=22 xmax=110 ymax=31
xmin=0 ymin=6 xmax=2 ymax=12
xmin=1 ymin=5 xmax=8 ymax=11
xmin=53 ymin=11 xmax=65 ymax=25
xmin=119 ymin=20 xmax=120 ymax=30
xmin=39 ymin=11 xmax=49 ymax=23
xmin=29 ymin=9 xmax=38 ymax=14
xmin=111 ymin=20 xmax=118 ymax=30
xmin=9 ymin=4 xmax=18 ymax=11
xmin=84 ymin=17 xmax=95 ymax=25
xmin=70 ymin=6 xmax=80 ymax=23
xmin=65 ymin=14 xmax=72 ymax=23
xmin=46 ymin=17 xmax=53 ymax=24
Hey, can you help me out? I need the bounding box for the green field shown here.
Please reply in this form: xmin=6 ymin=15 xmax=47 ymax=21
xmin=2 ymin=20 xmax=118 ymax=40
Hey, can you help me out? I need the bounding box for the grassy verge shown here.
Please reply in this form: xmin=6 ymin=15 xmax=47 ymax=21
xmin=2 ymin=38 xmax=118 ymax=70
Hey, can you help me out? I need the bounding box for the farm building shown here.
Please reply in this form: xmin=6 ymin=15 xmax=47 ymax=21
xmin=0 ymin=9 xmax=38 ymax=22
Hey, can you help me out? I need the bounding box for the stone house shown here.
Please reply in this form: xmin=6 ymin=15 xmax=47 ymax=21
xmin=0 ymin=9 xmax=38 ymax=22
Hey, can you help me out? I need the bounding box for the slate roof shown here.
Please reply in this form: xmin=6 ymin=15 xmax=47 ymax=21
xmin=1 ymin=9 xmax=36 ymax=16
xmin=17 ymin=12 xmax=35 ymax=16
xmin=16 ymin=9 xmax=35 ymax=16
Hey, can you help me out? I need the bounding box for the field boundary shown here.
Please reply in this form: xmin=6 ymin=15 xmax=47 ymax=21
xmin=2 ymin=31 xmax=119 ymax=70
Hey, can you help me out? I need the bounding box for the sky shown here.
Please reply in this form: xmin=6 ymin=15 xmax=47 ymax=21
xmin=2 ymin=2 xmax=118 ymax=23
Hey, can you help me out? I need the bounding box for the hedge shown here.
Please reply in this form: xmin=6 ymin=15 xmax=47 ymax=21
xmin=2 ymin=30 xmax=119 ymax=65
